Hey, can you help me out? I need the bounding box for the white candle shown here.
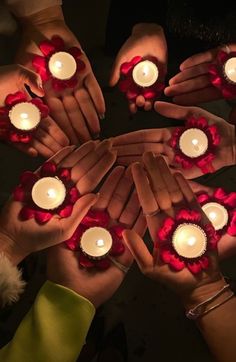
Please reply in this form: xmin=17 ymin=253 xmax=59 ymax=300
xmin=172 ymin=223 xmax=207 ymax=259
xmin=80 ymin=226 xmax=113 ymax=259
xmin=224 ymin=57 xmax=236 ymax=83
xmin=132 ymin=60 xmax=159 ymax=87
xmin=202 ymin=202 xmax=228 ymax=230
xmin=179 ymin=128 xmax=208 ymax=158
xmin=32 ymin=177 xmax=66 ymax=210
xmin=48 ymin=51 xmax=77 ymax=80
xmin=9 ymin=102 xmax=41 ymax=131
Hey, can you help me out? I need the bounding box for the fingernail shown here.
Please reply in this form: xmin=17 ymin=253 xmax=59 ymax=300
xmin=99 ymin=113 xmax=105 ymax=120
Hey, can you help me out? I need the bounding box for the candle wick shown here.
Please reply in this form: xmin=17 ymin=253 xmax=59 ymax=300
xmin=96 ymin=239 xmax=105 ymax=247
xmin=47 ymin=188 xmax=56 ymax=198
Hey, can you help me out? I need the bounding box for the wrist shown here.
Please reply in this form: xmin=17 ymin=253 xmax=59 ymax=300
xmin=132 ymin=23 xmax=164 ymax=37
xmin=19 ymin=5 xmax=64 ymax=28
xmin=0 ymin=230 xmax=28 ymax=266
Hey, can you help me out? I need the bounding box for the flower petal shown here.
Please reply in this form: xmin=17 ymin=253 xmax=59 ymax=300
xmin=51 ymin=36 xmax=65 ymax=51
xmin=32 ymin=55 xmax=50 ymax=81
xmin=9 ymin=132 xmax=31 ymax=144
xmin=65 ymin=76 xmax=78 ymax=88
xmin=57 ymin=168 xmax=71 ymax=182
xmin=76 ymin=59 xmax=86 ymax=72
xmin=176 ymin=209 xmax=201 ymax=223
xmin=96 ymin=258 xmax=111 ymax=270
xmin=40 ymin=162 xmax=57 ymax=177
xmin=157 ymin=217 xmax=175 ymax=241
xmin=160 ymin=247 xmax=172 ymax=263
xmin=110 ymin=239 xmax=125 ymax=256
xmin=39 ymin=39 xmax=57 ymax=56
xmin=51 ymin=78 xmax=66 ymax=92
xmin=35 ymin=210 xmax=53 ymax=224
xmin=197 ymin=193 xmax=210 ymax=204
xmin=13 ymin=185 xmax=26 ymax=202
xmin=20 ymin=171 xmax=38 ymax=187
xmin=5 ymin=92 xmax=27 ymax=107
xmin=199 ymin=256 xmax=209 ymax=270
xmin=30 ymin=98 xmax=49 ymax=118
xmin=58 ymin=204 xmax=73 ymax=218
xmin=68 ymin=187 xmax=79 ymax=204
xmin=81 ymin=210 xmax=110 ymax=228
xmin=20 ymin=206 xmax=35 ymax=220
xmin=68 ymin=46 xmax=82 ymax=58
xmin=64 ymin=225 xmax=85 ymax=250
xmin=110 ymin=225 xmax=125 ymax=239
xmin=169 ymin=254 xmax=185 ymax=271
xmin=79 ymin=253 xmax=95 ymax=268
xmin=187 ymin=261 xmax=202 ymax=274
xmin=227 ymin=211 xmax=236 ymax=236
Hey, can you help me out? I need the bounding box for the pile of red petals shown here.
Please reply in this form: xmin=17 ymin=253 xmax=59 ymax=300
xmin=119 ymin=56 xmax=164 ymax=101
xmin=209 ymin=51 xmax=236 ymax=99
xmin=0 ymin=91 xmax=48 ymax=143
xmin=197 ymin=188 xmax=236 ymax=236
xmin=32 ymin=35 xmax=85 ymax=91
xmin=156 ymin=209 xmax=219 ymax=274
xmin=65 ymin=209 xmax=125 ymax=270
xmin=13 ymin=161 xmax=79 ymax=224
xmin=170 ymin=116 xmax=220 ymax=174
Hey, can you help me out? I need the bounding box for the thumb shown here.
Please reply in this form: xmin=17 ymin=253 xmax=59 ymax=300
xmin=19 ymin=65 xmax=44 ymax=97
xmin=109 ymin=59 xmax=121 ymax=87
xmin=61 ymin=193 xmax=99 ymax=239
xmin=188 ymin=180 xmax=213 ymax=194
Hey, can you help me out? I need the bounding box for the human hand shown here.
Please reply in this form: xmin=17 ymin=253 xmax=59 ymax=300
xmin=123 ymin=152 xmax=223 ymax=306
xmin=113 ymin=101 xmax=236 ymax=179
xmin=16 ymin=6 xmax=105 ymax=144
xmin=0 ymin=64 xmax=69 ymax=157
xmin=47 ymin=166 xmax=146 ymax=308
xmin=0 ymin=140 xmax=116 ymax=265
xmin=110 ymin=23 xmax=167 ymax=113
xmin=165 ymin=44 xmax=236 ymax=105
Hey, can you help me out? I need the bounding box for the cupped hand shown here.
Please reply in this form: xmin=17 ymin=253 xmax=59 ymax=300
xmin=0 ymin=140 xmax=116 ymax=265
xmin=165 ymin=44 xmax=236 ymax=105
xmin=110 ymin=23 xmax=167 ymax=113
xmin=47 ymin=165 xmax=146 ymax=308
xmin=113 ymin=101 xmax=236 ymax=179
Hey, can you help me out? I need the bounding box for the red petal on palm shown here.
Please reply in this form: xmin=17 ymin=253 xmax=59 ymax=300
xmin=51 ymin=78 xmax=66 ymax=91
xmin=111 ymin=225 xmax=125 ymax=239
xmin=175 ymin=154 xmax=193 ymax=169
xmin=160 ymin=247 xmax=172 ymax=263
xmin=169 ymin=128 xmax=182 ymax=148
xmin=65 ymin=76 xmax=78 ymax=88
xmin=20 ymin=171 xmax=38 ymax=187
xmin=13 ymin=185 xmax=26 ymax=202
xmin=110 ymin=239 xmax=125 ymax=256
xmin=211 ymin=75 xmax=223 ymax=88
xmin=142 ymin=88 xmax=156 ymax=99
xmin=126 ymin=84 xmax=139 ymax=100
xmin=176 ymin=209 xmax=201 ymax=223
xmin=39 ymin=40 xmax=57 ymax=56
xmin=81 ymin=210 xmax=110 ymax=228
xmin=205 ymin=224 xmax=219 ymax=249
xmin=35 ymin=210 xmax=53 ymax=224
xmin=197 ymin=193 xmax=210 ymax=204
xmin=131 ymin=56 xmax=143 ymax=66
xmin=51 ymin=36 xmax=65 ymax=51
xmin=57 ymin=168 xmax=71 ymax=182
xmin=157 ymin=217 xmax=175 ymax=241
xmin=199 ymin=255 xmax=209 ymax=270
xmin=30 ymin=99 xmax=49 ymax=118
xmin=20 ymin=206 xmax=35 ymax=220
xmin=79 ymin=253 xmax=95 ymax=268
xmin=197 ymin=117 xmax=208 ymax=129
xmin=224 ymin=192 xmax=236 ymax=208
xmin=213 ymin=188 xmax=226 ymax=201
xmin=120 ymin=61 xmax=134 ymax=75
xmin=9 ymin=132 xmax=31 ymax=143
xmin=187 ymin=261 xmax=202 ymax=274
xmin=32 ymin=55 xmax=49 ymax=82
xmin=76 ymin=59 xmax=86 ymax=72
xmin=222 ymin=86 xmax=236 ymax=99
xmin=68 ymin=46 xmax=82 ymax=58
xmin=0 ymin=107 xmax=9 ymax=116
xmin=119 ymin=78 xmax=133 ymax=92
xmin=68 ymin=187 xmax=79 ymax=203
xmin=217 ymin=51 xmax=229 ymax=64
xmin=65 ymin=225 xmax=85 ymax=250
xmin=208 ymin=125 xmax=220 ymax=145
xmin=169 ymin=253 xmax=185 ymax=271
xmin=40 ymin=161 xmax=57 ymax=177
xmin=208 ymin=64 xmax=218 ymax=76
xmin=96 ymin=258 xmax=111 ymax=270
xmin=197 ymin=154 xmax=214 ymax=172
xmin=58 ymin=204 xmax=73 ymax=218
xmin=227 ymin=211 xmax=236 ymax=236
xmin=5 ymin=92 xmax=27 ymax=107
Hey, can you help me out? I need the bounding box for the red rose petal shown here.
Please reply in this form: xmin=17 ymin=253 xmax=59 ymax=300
xmin=32 ymin=55 xmax=50 ymax=81
xmin=142 ymin=88 xmax=156 ymax=99
xmin=76 ymin=59 xmax=86 ymax=72
xmin=110 ymin=239 xmax=125 ymax=256
xmin=64 ymin=225 xmax=86 ymax=250
xmin=120 ymin=61 xmax=134 ymax=75
xmin=81 ymin=210 xmax=110 ymax=228
xmin=13 ymin=185 xmax=26 ymax=202
xmin=58 ymin=204 xmax=73 ymax=218
xmin=20 ymin=206 xmax=35 ymax=220
xmin=57 ymin=168 xmax=71 ymax=182
xmin=126 ymin=84 xmax=139 ymax=100
xmin=68 ymin=47 xmax=82 ymax=58
xmin=119 ymin=78 xmax=133 ymax=93
xmin=176 ymin=209 xmax=201 ymax=223
xmin=169 ymin=254 xmax=185 ymax=271
xmin=35 ymin=210 xmax=53 ymax=224
xmin=79 ymin=253 xmax=95 ymax=268
xmin=187 ymin=261 xmax=202 ymax=274
xmin=227 ymin=211 xmax=236 ymax=236
xmin=218 ymin=51 xmax=229 ymax=64
xmin=30 ymin=98 xmax=49 ymax=118
xmin=225 ymin=192 xmax=236 ymax=208
xmin=20 ymin=171 xmax=38 ymax=187
xmin=40 ymin=162 xmax=57 ymax=177
xmin=96 ymin=258 xmax=111 ymax=270
xmin=199 ymin=256 xmax=209 ymax=270
xmin=51 ymin=36 xmax=65 ymax=51
xmin=68 ymin=187 xmax=79 ymax=204
xmin=5 ymin=91 xmax=27 ymax=107
xmin=131 ymin=56 xmax=143 ymax=66
xmin=160 ymin=247 xmax=172 ymax=263
xmin=39 ymin=40 xmax=57 ymax=56
xmin=197 ymin=193 xmax=210 ymax=204
xmin=51 ymin=78 xmax=66 ymax=91
xmin=9 ymin=132 xmax=31 ymax=144
xmin=158 ymin=217 xmax=175 ymax=241
xmin=65 ymin=76 xmax=78 ymax=88
xmin=111 ymin=225 xmax=125 ymax=239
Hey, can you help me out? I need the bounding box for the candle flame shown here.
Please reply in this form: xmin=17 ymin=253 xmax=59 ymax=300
xmin=55 ymin=60 xmax=63 ymax=69
xmin=209 ymin=211 xmax=217 ymax=220
xmin=192 ymin=139 xmax=198 ymax=146
xmin=47 ymin=188 xmax=57 ymax=199
xmin=187 ymin=236 xmax=196 ymax=246
xmin=20 ymin=113 xmax=28 ymax=119
xmin=96 ymin=239 xmax=105 ymax=247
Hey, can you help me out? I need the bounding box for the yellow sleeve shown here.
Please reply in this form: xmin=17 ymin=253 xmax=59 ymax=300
xmin=0 ymin=281 xmax=95 ymax=362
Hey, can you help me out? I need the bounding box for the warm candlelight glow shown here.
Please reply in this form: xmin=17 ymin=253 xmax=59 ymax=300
xmin=179 ymin=128 xmax=208 ymax=158
xmin=224 ymin=57 xmax=236 ymax=83
xmin=48 ymin=51 xmax=77 ymax=80
xmin=80 ymin=226 xmax=112 ymax=259
xmin=9 ymin=102 xmax=41 ymax=131
xmin=132 ymin=60 xmax=159 ymax=87
xmin=202 ymin=202 xmax=229 ymax=230
xmin=172 ymin=223 xmax=207 ymax=259
xmin=32 ymin=177 xmax=66 ymax=210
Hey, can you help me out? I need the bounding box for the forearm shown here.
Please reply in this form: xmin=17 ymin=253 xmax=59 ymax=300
xmin=183 ymin=278 xmax=236 ymax=362
xmin=0 ymin=281 xmax=95 ymax=362
xmin=4 ymin=0 xmax=62 ymax=19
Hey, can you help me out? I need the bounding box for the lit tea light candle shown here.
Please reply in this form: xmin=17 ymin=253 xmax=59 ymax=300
xmin=202 ymin=202 xmax=228 ymax=230
xmin=132 ymin=60 xmax=159 ymax=87
xmin=224 ymin=57 xmax=236 ymax=83
xmin=32 ymin=177 xmax=66 ymax=210
xmin=80 ymin=226 xmax=113 ymax=259
xmin=48 ymin=51 xmax=77 ymax=80
xmin=179 ymin=128 xmax=208 ymax=158
xmin=172 ymin=223 xmax=207 ymax=259
xmin=9 ymin=102 xmax=41 ymax=131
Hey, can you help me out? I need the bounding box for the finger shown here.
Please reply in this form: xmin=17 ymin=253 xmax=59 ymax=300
xmin=40 ymin=116 xmax=69 ymax=147
xmin=129 ymin=102 xmax=137 ymax=114
xmin=143 ymin=152 xmax=173 ymax=213
xmin=108 ymin=166 xmax=134 ymax=220
xmin=114 ymin=142 xmax=164 ymax=157
xmin=117 ymin=156 xmax=142 ymax=166
xmin=13 ymin=143 xmax=38 ymax=157
xmin=77 ymin=150 xmax=117 ymax=194
xmin=165 ymin=75 xmax=210 ymax=97
xmin=136 ymin=95 xmax=145 ymax=108
xmin=119 ymin=189 xmax=141 ymax=226
xmin=144 ymin=100 xmax=153 ymax=111
xmin=180 ymin=49 xmax=217 ymax=70
xmin=30 ymin=138 xmax=55 ymax=158
xmin=188 ymin=180 xmax=213 ymax=194
xmin=58 ymin=140 xmax=96 ymax=168
xmin=85 ymin=72 xmax=106 ymax=117
xmin=60 ymin=193 xmax=98 ymax=240
xmin=19 ymin=65 xmax=44 ymax=97
xmin=123 ymin=230 xmax=153 ymax=271
xmin=63 ymin=94 xmax=91 ymax=142
xmin=109 ymin=59 xmax=121 ymax=87
xmin=132 ymin=212 xmax=147 ymax=237
xmin=113 ymin=129 xmax=169 ymax=146
xmin=94 ymin=166 xmax=125 ymax=210
xmin=154 ymin=101 xmax=195 ymax=119
xmin=71 ymin=139 xmax=112 ymax=182
xmin=173 ymin=87 xmax=222 ymax=105
xmin=34 ymin=128 xmax=62 ymax=154
xmin=168 ymin=63 xmax=211 ymax=85
xmin=74 ymin=88 xmax=100 ymax=136
xmin=48 ymin=145 xmax=77 ymax=164
xmin=46 ymin=96 xmax=79 ymax=145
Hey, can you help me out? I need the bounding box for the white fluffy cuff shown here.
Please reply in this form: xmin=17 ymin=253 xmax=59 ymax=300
xmin=0 ymin=253 xmax=26 ymax=308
